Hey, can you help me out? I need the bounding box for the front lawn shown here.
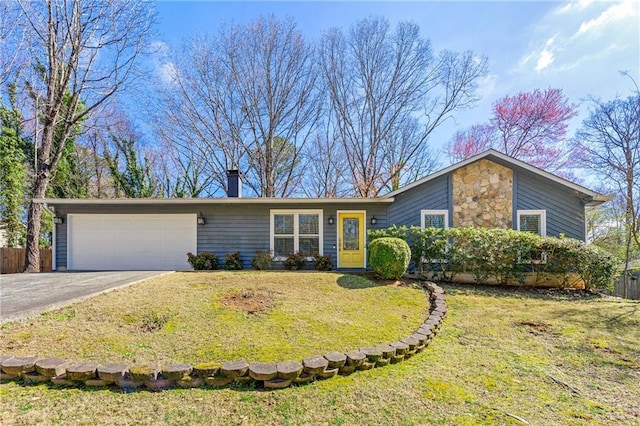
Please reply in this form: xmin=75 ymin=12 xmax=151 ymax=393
xmin=0 ymin=272 xmax=427 ymax=364
xmin=1 ymin=275 xmax=639 ymax=425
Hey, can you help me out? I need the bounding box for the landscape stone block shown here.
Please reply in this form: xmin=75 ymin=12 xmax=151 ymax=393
xmin=276 ymin=360 xmax=303 ymax=380
xmin=116 ymin=376 xmax=145 ymax=390
xmin=161 ymin=363 xmax=193 ymax=380
xmin=249 ymin=362 xmax=278 ymax=381
xmin=22 ymin=372 xmax=50 ymax=383
xmin=220 ymin=359 xmax=249 ymax=379
xmin=1 ymin=356 xmax=39 ymax=375
xmin=176 ymin=376 xmax=203 ymax=388
xmin=193 ymin=362 xmax=221 ymax=378
xmin=357 ymin=361 xmax=376 ymax=371
xmin=145 ymin=378 xmax=175 ymax=391
xmin=66 ymin=361 xmax=98 ymax=381
xmin=375 ymin=358 xmax=390 ymax=367
xmin=390 ymin=354 xmax=405 ymax=364
xmin=345 ymin=351 xmax=366 ymax=366
xmin=36 ymin=358 xmax=68 ymax=377
xmin=390 ymin=341 xmax=409 ymax=355
xmin=338 ymin=365 xmax=356 ymax=375
xmin=302 ymin=355 xmax=328 ymax=375
xmin=0 ymin=371 xmax=19 ymax=381
xmin=51 ymin=374 xmax=75 ymax=387
xmin=205 ymin=376 xmax=234 ymax=387
xmin=293 ymin=372 xmax=315 ymax=384
xmin=130 ymin=365 xmax=159 ymax=382
xmin=401 ymin=336 xmax=419 ymax=351
xmin=264 ymin=378 xmax=292 ymax=389
xmin=377 ymin=345 xmax=396 ymax=359
xmin=359 ymin=347 xmax=382 ymax=362
xmin=323 ymin=351 xmax=346 ymax=369
xmin=316 ymin=367 xmax=339 ymax=379
xmin=410 ymin=333 xmax=429 ymax=346
xmin=97 ymin=363 xmax=129 ymax=382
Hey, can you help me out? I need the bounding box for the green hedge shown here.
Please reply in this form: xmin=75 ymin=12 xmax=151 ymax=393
xmin=368 ymin=226 xmax=616 ymax=290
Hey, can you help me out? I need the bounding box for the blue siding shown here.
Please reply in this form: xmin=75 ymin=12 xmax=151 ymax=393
xmin=387 ymin=175 xmax=450 ymax=227
xmin=514 ymin=168 xmax=586 ymax=240
xmin=54 ymin=202 xmax=390 ymax=270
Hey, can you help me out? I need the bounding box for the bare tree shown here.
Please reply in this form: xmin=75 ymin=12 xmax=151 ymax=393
xmin=17 ymin=0 xmax=155 ymax=271
xmin=0 ymin=3 xmax=25 ymax=86
xmin=575 ymin=81 xmax=640 ymax=268
xmin=319 ymin=17 xmax=486 ymax=197
xmin=152 ymin=16 xmax=320 ymax=197
xmin=302 ymin=116 xmax=350 ymax=197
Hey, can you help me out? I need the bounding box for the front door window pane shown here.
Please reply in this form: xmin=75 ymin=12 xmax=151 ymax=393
xmin=343 ymin=218 xmax=359 ymax=250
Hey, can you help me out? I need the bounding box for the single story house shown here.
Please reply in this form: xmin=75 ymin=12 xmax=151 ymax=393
xmin=36 ymin=149 xmax=611 ymax=271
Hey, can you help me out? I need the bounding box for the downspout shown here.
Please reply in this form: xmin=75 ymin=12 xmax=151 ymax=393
xmin=41 ymin=202 xmax=56 ymax=271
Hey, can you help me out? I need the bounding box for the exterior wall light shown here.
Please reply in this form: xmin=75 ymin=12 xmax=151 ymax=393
xmin=328 ymin=216 xmax=335 ymax=225
xmin=53 ymin=215 xmax=63 ymax=225
xmin=370 ymin=216 xmax=377 ymax=225
xmin=197 ymin=213 xmax=206 ymax=225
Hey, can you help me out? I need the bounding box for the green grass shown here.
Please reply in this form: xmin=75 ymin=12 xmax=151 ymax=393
xmin=0 ymin=271 xmax=427 ymax=364
xmin=1 ymin=277 xmax=639 ymax=425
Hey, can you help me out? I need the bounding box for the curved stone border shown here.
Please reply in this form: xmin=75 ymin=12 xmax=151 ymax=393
xmin=0 ymin=281 xmax=446 ymax=392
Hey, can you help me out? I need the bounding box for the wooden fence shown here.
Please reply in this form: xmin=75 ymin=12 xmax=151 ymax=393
xmin=614 ymin=274 xmax=640 ymax=300
xmin=0 ymin=248 xmax=52 ymax=274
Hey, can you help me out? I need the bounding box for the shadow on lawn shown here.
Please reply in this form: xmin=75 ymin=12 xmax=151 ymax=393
xmin=336 ymin=274 xmax=388 ymax=289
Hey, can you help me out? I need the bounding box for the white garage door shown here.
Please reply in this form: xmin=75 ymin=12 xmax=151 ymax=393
xmin=68 ymin=214 xmax=197 ymax=270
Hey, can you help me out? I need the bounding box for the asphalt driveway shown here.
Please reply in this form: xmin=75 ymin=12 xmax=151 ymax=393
xmin=0 ymin=271 xmax=169 ymax=323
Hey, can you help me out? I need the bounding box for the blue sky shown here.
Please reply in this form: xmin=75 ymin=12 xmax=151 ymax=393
xmin=152 ymin=0 xmax=639 ymax=160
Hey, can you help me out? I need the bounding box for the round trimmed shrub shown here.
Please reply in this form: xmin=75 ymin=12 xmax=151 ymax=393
xmin=368 ymin=237 xmax=411 ymax=279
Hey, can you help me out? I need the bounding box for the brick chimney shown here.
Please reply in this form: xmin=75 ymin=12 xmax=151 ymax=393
xmin=227 ymin=170 xmax=242 ymax=198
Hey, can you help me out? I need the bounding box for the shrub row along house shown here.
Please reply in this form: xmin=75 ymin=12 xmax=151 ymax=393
xmin=36 ymin=150 xmax=611 ymax=271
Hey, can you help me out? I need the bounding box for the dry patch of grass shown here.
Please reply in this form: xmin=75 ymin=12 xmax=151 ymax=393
xmin=0 ymin=271 xmax=427 ymax=365
xmin=2 ymin=281 xmax=639 ymax=425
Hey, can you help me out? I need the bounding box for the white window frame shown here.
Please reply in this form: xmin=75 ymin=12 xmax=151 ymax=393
xmin=517 ymin=209 xmax=547 ymax=237
xmin=270 ymin=209 xmax=323 ymax=260
xmin=421 ymin=210 xmax=449 ymax=230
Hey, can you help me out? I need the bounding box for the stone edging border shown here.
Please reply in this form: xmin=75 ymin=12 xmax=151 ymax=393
xmin=0 ymin=282 xmax=446 ymax=392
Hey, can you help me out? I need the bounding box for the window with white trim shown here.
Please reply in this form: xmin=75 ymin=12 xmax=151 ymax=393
xmin=271 ymin=210 xmax=323 ymax=259
xmin=517 ymin=210 xmax=546 ymax=237
xmin=421 ymin=210 xmax=449 ymax=230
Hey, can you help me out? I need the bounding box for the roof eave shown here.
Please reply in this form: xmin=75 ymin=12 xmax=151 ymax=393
xmin=33 ymin=197 xmax=395 ymax=206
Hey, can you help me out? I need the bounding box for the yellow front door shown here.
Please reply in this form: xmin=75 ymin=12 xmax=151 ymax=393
xmin=338 ymin=212 xmax=365 ymax=268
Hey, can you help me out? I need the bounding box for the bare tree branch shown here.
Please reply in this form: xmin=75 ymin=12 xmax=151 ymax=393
xmin=17 ymin=0 xmax=155 ymax=271
xmin=319 ymin=17 xmax=486 ymax=196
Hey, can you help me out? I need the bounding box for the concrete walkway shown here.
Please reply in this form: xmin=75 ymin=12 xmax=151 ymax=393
xmin=0 ymin=271 xmax=169 ymax=323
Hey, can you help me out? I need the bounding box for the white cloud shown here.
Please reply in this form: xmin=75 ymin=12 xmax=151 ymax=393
xmin=574 ymin=0 xmax=637 ymax=38
xmin=535 ymin=50 xmax=554 ymax=72
xmin=158 ymin=61 xmax=179 ymax=86
xmin=556 ymin=0 xmax=596 ymax=15
xmin=515 ymin=0 xmax=638 ymax=76
xmin=476 ymin=74 xmax=498 ymax=100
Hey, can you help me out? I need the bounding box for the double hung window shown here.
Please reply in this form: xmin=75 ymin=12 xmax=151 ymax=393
xmin=271 ymin=210 xmax=322 ymax=259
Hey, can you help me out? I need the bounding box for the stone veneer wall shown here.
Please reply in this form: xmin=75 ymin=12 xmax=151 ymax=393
xmin=452 ymin=159 xmax=513 ymax=228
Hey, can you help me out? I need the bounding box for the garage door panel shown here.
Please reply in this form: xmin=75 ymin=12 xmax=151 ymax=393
xmin=68 ymin=214 xmax=196 ymax=270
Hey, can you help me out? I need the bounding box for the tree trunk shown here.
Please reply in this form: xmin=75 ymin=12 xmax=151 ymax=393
xmin=24 ymin=174 xmax=49 ymax=272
